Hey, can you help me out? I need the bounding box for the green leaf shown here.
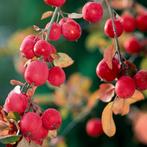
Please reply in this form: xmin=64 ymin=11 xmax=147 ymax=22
xmin=7 ymin=112 xmax=20 ymax=121
xmin=0 ymin=135 xmax=21 ymax=144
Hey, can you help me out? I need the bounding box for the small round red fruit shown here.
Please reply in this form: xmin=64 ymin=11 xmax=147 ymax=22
xmin=42 ymin=108 xmax=62 ymax=130
xmin=45 ymin=22 xmax=62 ymax=41
xmin=34 ymin=40 xmax=54 ymax=57
xmin=134 ymin=70 xmax=147 ymax=91
xmin=86 ymin=118 xmax=103 ymax=137
xmin=124 ymin=37 xmax=142 ymax=54
xmin=115 ymin=76 xmax=136 ymax=98
xmin=4 ymin=90 xmax=28 ymax=114
xmin=104 ymin=18 xmax=123 ymax=38
xmin=136 ymin=13 xmax=147 ymax=32
xmin=20 ymin=112 xmax=43 ymax=140
xmin=20 ymin=35 xmax=39 ymax=59
xmin=44 ymin=0 xmax=66 ymax=7
xmin=96 ymin=58 xmax=120 ymax=82
xmin=24 ymin=60 xmax=48 ymax=86
xmin=82 ymin=2 xmax=103 ymax=23
xmin=59 ymin=17 xmax=73 ymax=26
xmin=48 ymin=66 xmax=66 ymax=87
xmin=122 ymin=13 xmax=136 ymax=32
xmin=62 ymin=19 xmax=82 ymax=41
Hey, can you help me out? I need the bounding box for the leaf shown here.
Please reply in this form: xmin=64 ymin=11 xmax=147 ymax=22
xmin=7 ymin=112 xmax=20 ymax=121
xmin=68 ymin=13 xmax=83 ymax=19
xmin=0 ymin=120 xmax=9 ymax=131
xmin=17 ymin=137 xmax=41 ymax=147
xmin=48 ymin=130 xmax=57 ymax=139
xmin=104 ymin=45 xmax=115 ymax=69
xmin=102 ymin=102 xmax=116 ymax=137
xmin=0 ymin=135 xmax=21 ymax=144
xmin=126 ymin=90 xmax=144 ymax=105
xmin=32 ymin=25 xmax=41 ymax=32
xmin=98 ymin=83 xmax=115 ymax=102
xmin=112 ymin=98 xmax=130 ymax=116
xmin=53 ymin=53 xmax=74 ymax=68
xmin=41 ymin=11 xmax=53 ymax=20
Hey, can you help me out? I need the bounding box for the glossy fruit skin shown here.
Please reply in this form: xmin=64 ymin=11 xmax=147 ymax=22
xmin=115 ymin=76 xmax=136 ymax=98
xmin=124 ymin=37 xmax=142 ymax=54
xmin=59 ymin=17 xmax=73 ymax=26
xmin=62 ymin=19 xmax=82 ymax=41
xmin=20 ymin=112 xmax=47 ymax=144
xmin=42 ymin=108 xmax=62 ymax=130
xmin=24 ymin=60 xmax=48 ymax=86
xmin=4 ymin=91 xmax=28 ymax=114
xmin=48 ymin=66 xmax=66 ymax=87
xmin=34 ymin=40 xmax=54 ymax=57
xmin=86 ymin=118 xmax=103 ymax=137
xmin=82 ymin=2 xmax=103 ymax=23
xmin=96 ymin=58 xmax=120 ymax=82
xmin=104 ymin=18 xmax=123 ymax=38
xmin=20 ymin=35 xmax=40 ymax=59
xmin=134 ymin=70 xmax=147 ymax=91
xmin=122 ymin=13 xmax=136 ymax=32
xmin=136 ymin=13 xmax=147 ymax=32
xmin=45 ymin=22 xmax=62 ymax=41
xmin=44 ymin=0 xmax=66 ymax=7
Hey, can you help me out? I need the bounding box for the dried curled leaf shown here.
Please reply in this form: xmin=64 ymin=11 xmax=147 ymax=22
xmin=41 ymin=11 xmax=53 ymax=20
xmin=68 ymin=13 xmax=83 ymax=19
xmin=102 ymin=102 xmax=116 ymax=137
xmin=126 ymin=90 xmax=144 ymax=105
xmin=104 ymin=45 xmax=115 ymax=69
xmin=32 ymin=25 xmax=41 ymax=32
xmin=53 ymin=53 xmax=74 ymax=68
xmin=112 ymin=98 xmax=130 ymax=116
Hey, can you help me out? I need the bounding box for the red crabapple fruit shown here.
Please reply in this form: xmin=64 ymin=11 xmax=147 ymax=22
xmin=20 ymin=112 xmax=46 ymax=143
xmin=104 ymin=18 xmax=123 ymax=38
xmin=34 ymin=40 xmax=54 ymax=57
xmin=115 ymin=76 xmax=136 ymax=98
xmin=136 ymin=13 xmax=147 ymax=32
xmin=44 ymin=0 xmax=66 ymax=7
xmin=45 ymin=22 xmax=62 ymax=41
xmin=4 ymin=90 xmax=28 ymax=114
xmin=86 ymin=118 xmax=103 ymax=137
xmin=122 ymin=13 xmax=136 ymax=32
xmin=96 ymin=58 xmax=120 ymax=82
xmin=48 ymin=66 xmax=66 ymax=87
xmin=61 ymin=19 xmax=82 ymax=41
xmin=82 ymin=2 xmax=103 ymax=23
xmin=59 ymin=17 xmax=73 ymax=26
xmin=42 ymin=108 xmax=62 ymax=130
xmin=124 ymin=37 xmax=142 ymax=54
xmin=134 ymin=70 xmax=147 ymax=91
xmin=20 ymin=35 xmax=40 ymax=59
xmin=24 ymin=60 xmax=48 ymax=86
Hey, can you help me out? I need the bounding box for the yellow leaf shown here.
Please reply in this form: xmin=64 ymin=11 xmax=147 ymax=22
xmin=41 ymin=11 xmax=53 ymax=20
xmin=53 ymin=53 xmax=74 ymax=68
xmin=126 ymin=90 xmax=144 ymax=105
xmin=102 ymin=102 xmax=116 ymax=137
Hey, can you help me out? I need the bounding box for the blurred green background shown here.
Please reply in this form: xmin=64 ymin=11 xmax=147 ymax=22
xmin=0 ymin=0 xmax=147 ymax=147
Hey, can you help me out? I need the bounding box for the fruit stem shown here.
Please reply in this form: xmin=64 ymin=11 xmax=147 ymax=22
xmin=105 ymin=0 xmax=124 ymax=66
xmin=45 ymin=7 xmax=59 ymax=41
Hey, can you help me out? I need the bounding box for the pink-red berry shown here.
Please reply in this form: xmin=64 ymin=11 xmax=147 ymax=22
xmin=48 ymin=66 xmax=66 ymax=87
xmin=34 ymin=40 xmax=54 ymax=57
xmin=42 ymin=108 xmax=62 ymax=130
xmin=104 ymin=18 xmax=123 ymax=38
xmin=134 ymin=70 xmax=147 ymax=91
xmin=82 ymin=2 xmax=103 ymax=23
xmin=136 ymin=13 xmax=147 ymax=32
xmin=44 ymin=0 xmax=66 ymax=7
xmin=4 ymin=90 xmax=28 ymax=114
xmin=124 ymin=37 xmax=142 ymax=54
xmin=122 ymin=13 xmax=136 ymax=32
xmin=62 ymin=19 xmax=82 ymax=41
xmin=45 ymin=22 xmax=62 ymax=41
xmin=115 ymin=76 xmax=136 ymax=98
xmin=24 ymin=60 xmax=48 ymax=86
xmin=96 ymin=58 xmax=120 ymax=82
xmin=86 ymin=118 xmax=103 ymax=137
xmin=59 ymin=18 xmax=73 ymax=26
xmin=20 ymin=35 xmax=39 ymax=59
